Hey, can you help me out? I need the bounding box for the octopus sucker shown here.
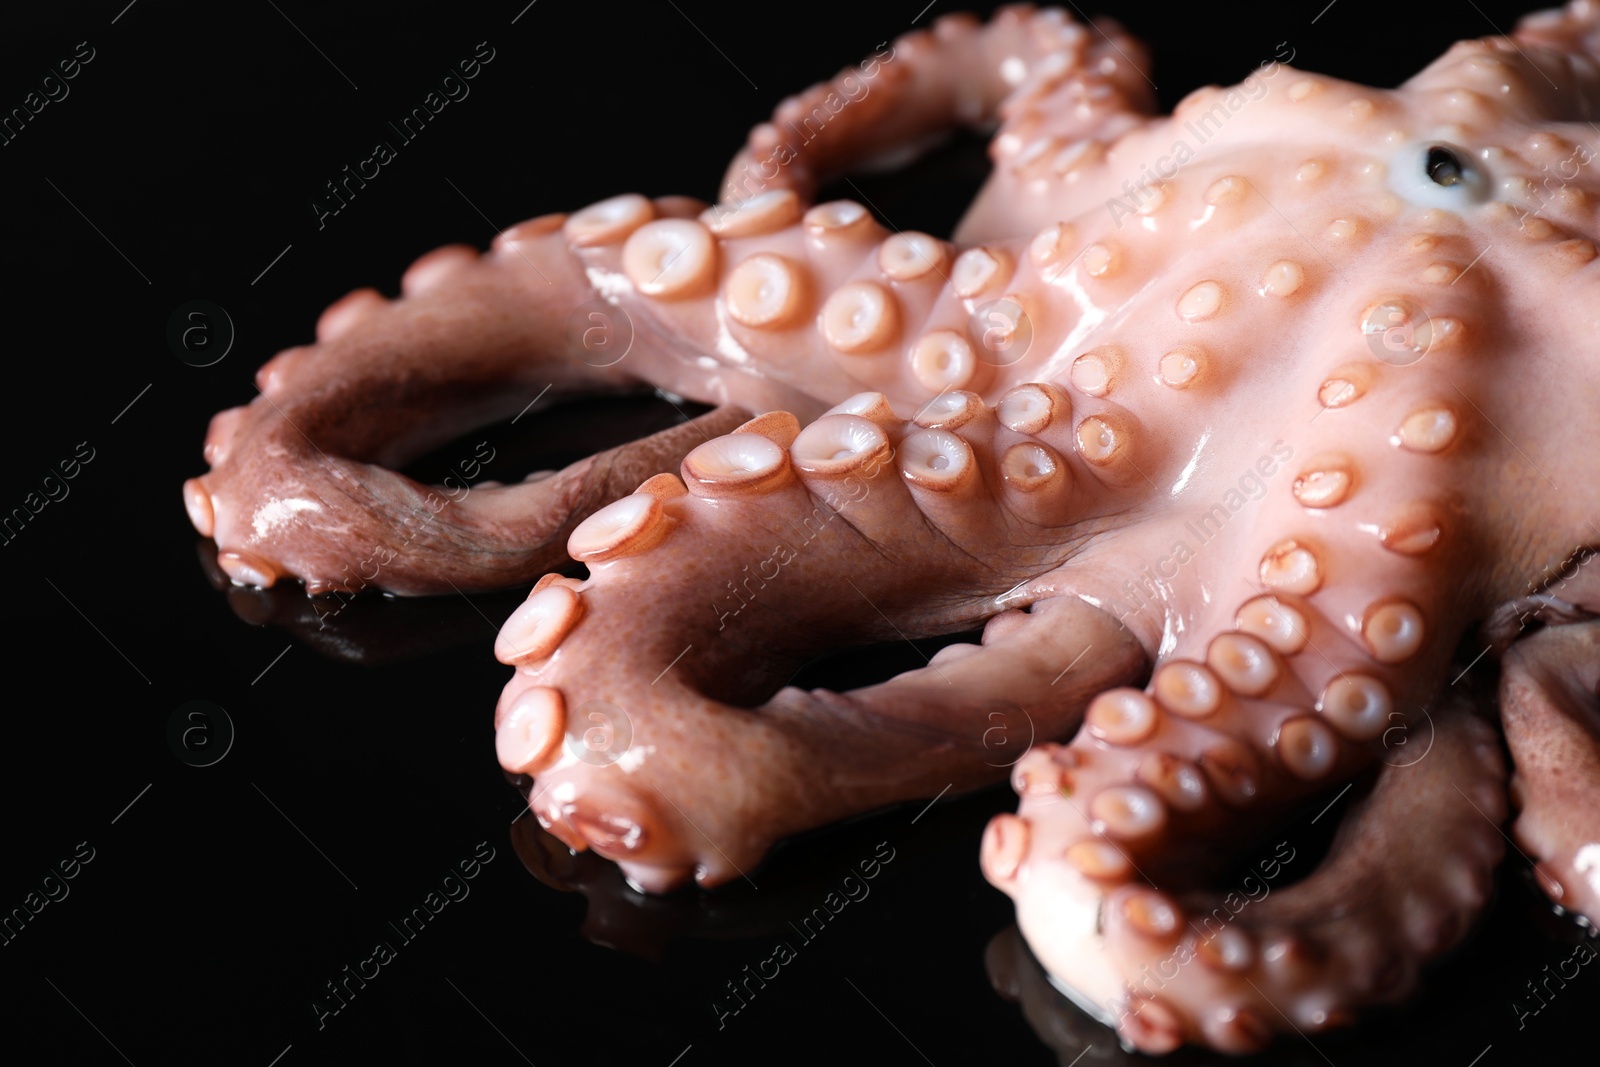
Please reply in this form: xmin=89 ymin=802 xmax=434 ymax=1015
xmin=566 ymin=493 xmax=673 ymax=563
xmin=899 ymin=428 xmax=980 ymax=498
xmin=952 ymin=245 xmax=1013 ymax=298
xmin=314 ymin=286 xmax=386 ymax=342
xmin=1176 ymin=279 xmax=1227 ymax=322
xmin=1157 ymin=345 xmax=1205 ymax=389
xmin=185 ymin=2 xmax=1600 ymax=1055
xmin=1319 ymin=361 xmax=1375 ymax=408
xmin=1081 ymin=240 xmax=1123 ymax=278
xmin=1274 ymin=714 xmax=1341 ymax=780
xmin=878 ymin=230 xmax=950 ymax=282
xmin=1068 ymin=345 xmax=1119 ymax=397
xmin=1393 ymin=403 xmax=1462 ymax=452
xmin=493 ymin=584 xmax=584 ymax=666
xmin=1089 ymin=784 xmax=1169 ymax=842
xmin=400 ymin=244 xmax=478 ymax=296
xmin=491 ymin=211 xmax=566 ymax=251
xmin=802 ymin=199 xmax=877 ymax=240
xmin=1258 ymin=259 xmax=1306 ymax=297
xmin=1259 ymin=538 xmax=1324 ymax=595
xmin=622 ymin=219 xmax=718 ymax=298
xmin=822 ymin=390 xmax=898 ymax=431
xmin=911 ymin=389 xmax=986 ymax=432
xmin=821 ymin=280 xmax=901 ymax=355
xmin=531 ymin=572 xmax=585 ymax=594
xmin=723 ymin=253 xmax=809 ymax=329
xmin=1136 ymin=752 xmax=1210 ymax=813
xmin=634 ymin=473 xmax=688 ymax=501
xmin=564 ymin=192 xmax=654 ymax=247
xmin=997 ymin=441 xmax=1074 ymax=526
xmin=1085 ymin=688 xmax=1160 ymax=746
xmin=1029 ymin=221 xmax=1077 ymax=267
xmin=980 ymin=814 xmax=1031 ymax=885
xmin=1292 ymin=457 xmax=1356 ymax=508
xmin=1152 ymin=660 xmax=1223 ymax=720
xmin=1069 ymin=409 xmax=1148 ymax=491
xmin=1236 ymin=595 xmax=1312 ymax=655
xmin=495 ymin=686 xmax=566 ymax=775
xmin=1205 ymin=632 xmax=1281 ymax=698
xmin=997 ymin=381 xmax=1071 ymax=437
xmin=1315 ymin=673 xmax=1394 ymax=741
xmin=1360 ymin=597 xmax=1428 ymax=663
xmin=731 ymin=410 xmax=802 ymax=448
xmin=909 ymin=329 xmax=980 ymax=392
xmin=700 ymin=188 xmax=802 ymax=237
xmin=216 ymin=549 xmax=278 ymax=590
xmin=182 ymin=477 xmax=214 ymax=539
xmin=790 ymin=414 xmax=892 ymax=477
xmin=681 ymin=433 xmax=794 ymax=497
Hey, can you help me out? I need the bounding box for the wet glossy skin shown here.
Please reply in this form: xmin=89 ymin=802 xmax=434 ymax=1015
xmin=185 ymin=2 xmax=1600 ymax=1054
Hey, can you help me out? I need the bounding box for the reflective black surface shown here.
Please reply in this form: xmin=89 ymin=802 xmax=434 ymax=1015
xmin=2 ymin=1 xmax=1591 ymax=1063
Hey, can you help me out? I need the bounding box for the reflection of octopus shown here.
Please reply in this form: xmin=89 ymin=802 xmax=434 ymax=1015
xmin=184 ymin=2 xmax=1600 ymax=1054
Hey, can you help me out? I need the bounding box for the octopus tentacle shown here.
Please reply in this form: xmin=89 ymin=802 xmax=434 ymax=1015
xmin=1500 ymin=617 xmax=1600 ymax=925
xmin=191 ymin=164 xmax=1186 ymax=595
xmin=989 ymin=699 xmax=1505 ymax=1053
xmin=717 ymin=6 xmax=1154 ymax=217
xmin=979 ymin=215 xmax=1500 ymax=1043
xmin=1507 ymin=0 xmax=1600 ymax=118
xmin=1103 ymin=703 xmax=1505 ymax=1053
xmin=185 ymin=217 xmax=812 ymax=594
xmin=187 ymin=233 xmax=663 ymax=594
xmin=581 ymin=201 xmax=1104 ymax=421
xmin=494 ymin=402 xmax=1145 ymax=890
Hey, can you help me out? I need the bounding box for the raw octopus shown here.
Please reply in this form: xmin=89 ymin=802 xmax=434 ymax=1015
xmin=184 ymin=2 xmax=1600 ymax=1053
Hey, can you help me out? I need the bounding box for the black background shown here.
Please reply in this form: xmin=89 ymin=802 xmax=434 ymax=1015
xmin=0 ymin=1 xmax=1591 ymax=1064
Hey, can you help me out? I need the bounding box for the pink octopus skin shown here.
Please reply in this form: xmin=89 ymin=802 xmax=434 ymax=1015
xmin=185 ymin=2 xmax=1600 ymax=1055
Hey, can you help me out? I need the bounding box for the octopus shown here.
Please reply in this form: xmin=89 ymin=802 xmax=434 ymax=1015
xmin=183 ymin=2 xmax=1600 ymax=1055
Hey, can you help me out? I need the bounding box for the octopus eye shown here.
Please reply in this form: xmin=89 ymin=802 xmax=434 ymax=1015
xmin=1390 ymin=140 xmax=1488 ymax=210
xmin=1425 ymin=145 xmax=1466 ymax=186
